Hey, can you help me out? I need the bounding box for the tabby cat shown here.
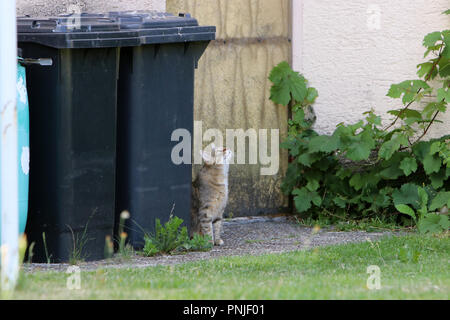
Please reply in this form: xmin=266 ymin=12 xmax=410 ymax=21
xmin=191 ymin=144 xmax=232 ymax=246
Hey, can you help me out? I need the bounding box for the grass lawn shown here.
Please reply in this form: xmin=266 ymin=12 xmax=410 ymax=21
xmin=6 ymin=234 xmax=449 ymax=299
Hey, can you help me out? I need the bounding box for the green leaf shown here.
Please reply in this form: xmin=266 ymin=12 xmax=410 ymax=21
xmin=269 ymin=61 xmax=289 ymax=84
xmin=364 ymin=111 xmax=382 ymax=126
xmin=387 ymin=109 xmax=422 ymax=120
xmin=418 ymin=214 xmax=449 ymax=234
xmin=281 ymin=163 xmax=301 ymax=195
xmin=395 ymin=204 xmax=416 ymax=220
xmin=437 ymin=87 xmax=450 ymax=103
xmin=442 ymin=30 xmax=450 ymax=58
xmin=305 ymin=87 xmax=319 ymax=104
xmin=345 ymin=131 xmax=375 ymax=161
xmin=346 ymin=143 xmax=370 ymax=161
xmin=293 ymin=109 xmax=306 ymax=125
xmin=423 ymin=31 xmax=442 ymax=48
xmin=423 ymin=154 xmax=441 ymax=174
xmin=417 ymin=62 xmax=433 ymax=78
xmin=403 ymin=109 xmax=422 ymax=119
xmin=429 ymin=172 xmax=446 ymax=189
xmin=270 ymin=82 xmax=291 ymax=106
xmin=387 ymin=80 xmax=430 ymax=104
xmin=292 ymin=188 xmax=321 ymax=213
xmin=370 ymin=188 xmax=392 ymax=208
xmin=439 ymin=61 xmax=450 ymax=77
xmin=290 ymin=77 xmax=309 ymax=103
xmin=333 ymin=197 xmax=347 ymax=208
xmin=392 ymin=183 xmax=420 ymax=208
xmin=349 ymin=173 xmax=364 ymax=191
xmin=379 ymin=134 xmax=408 ymax=160
xmin=379 ymin=165 xmax=404 ymax=180
xmin=423 ymin=101 xmax=447 ymax=119
xmin=429 ymin=141 xmax=441 ymax=155
xmin=429 ymin=191 xmax=450 ymax=211
xmin=312 ymin=194 xmax=323 ymax=207
xmin=413 ymin=141 xmax=431 ymax=161
xmin=297 ymin=152 xmax=321 ymax=167
xmin=399 ymin=157 xmax=418 ymax=176
xmin=306 ymin=179 xmax=320 ymax=192
xmin=269 ymin=61 xmax=308 ymax=106
xmin=308 ymin=134 xmax=340 ymax=153
xmin=439 ymin=215 xmax=450 ymax=229
xmin=418 ymin=187 xmax=429 ymax=208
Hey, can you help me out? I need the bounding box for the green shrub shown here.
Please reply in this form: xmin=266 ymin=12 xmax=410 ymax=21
xmin=271 ymin=10 xmax=450 ymax=234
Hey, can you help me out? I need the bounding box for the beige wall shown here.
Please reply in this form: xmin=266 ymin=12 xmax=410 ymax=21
xmin=17 ymin=0 xmax=166 ymax=16
xmin=295 ymin=0 xmax=450 ymax=138
xmin=167 ymin=0 xmax=291 ymax=217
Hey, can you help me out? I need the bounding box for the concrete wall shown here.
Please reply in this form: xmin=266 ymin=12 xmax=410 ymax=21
xmin=167 ymin=0 xmax=291 ymax=217
xmin=17 ymin=0 xmax=166 ymax=16
xmin=295 ymin=0 xmax=450 ymax=138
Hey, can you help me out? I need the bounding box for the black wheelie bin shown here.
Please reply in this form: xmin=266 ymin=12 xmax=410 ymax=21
xmin=112 ymin=11 xmax=215 ymax=248
xmin=18 ymin=15 xmax=130 ymax=262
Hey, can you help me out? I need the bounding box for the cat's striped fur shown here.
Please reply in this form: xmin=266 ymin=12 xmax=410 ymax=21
xmin=191 ymin=145 xmax=232 ymax=246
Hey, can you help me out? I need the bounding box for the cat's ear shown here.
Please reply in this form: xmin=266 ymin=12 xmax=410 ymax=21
xmin=201 ymin=149 xmax=214 ymax=165
xmin=210 ymin=143 xmax=216 ymax=158
xmin=221 ymin=149 xmax=233 ymax=164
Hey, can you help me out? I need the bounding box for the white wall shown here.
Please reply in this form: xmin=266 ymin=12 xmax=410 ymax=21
xmin=17 ymin=0 xmax=166 ymax=16
xmin=293 ymin=0 xmax=450 ymax=138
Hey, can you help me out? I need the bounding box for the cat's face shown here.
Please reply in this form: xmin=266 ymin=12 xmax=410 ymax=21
xmin=201 ymin=144 xmax=233 ymax=166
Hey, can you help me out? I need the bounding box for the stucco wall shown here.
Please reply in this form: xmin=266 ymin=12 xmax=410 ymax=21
xmin=17 ymin=0 xmax=166 ymax=16
xmin=296 ymin=0 xmax=450 ymax=139
xmin=167 ymin=0 xmax=291 ymax=217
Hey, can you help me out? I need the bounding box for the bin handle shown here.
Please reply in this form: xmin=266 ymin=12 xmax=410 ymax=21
xmin=18 ymin=57 xmax=53 ymax=66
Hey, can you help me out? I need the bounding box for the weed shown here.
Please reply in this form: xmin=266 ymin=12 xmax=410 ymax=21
xmin=41 ymin=232 xmax=52 ymax=264
xmin=142 ymin=215 xmax=189 ymax=256
xmin=104 ymin=235 xmax=114 ymax=260
xmin=178 ymin=234 xmax=214 ymax=253
xmin=114 ymin=210 xmax=134 ymax=261
xmin=67 ymin=221 xmax=91 ymax=265
xmin=141 ymin=215 xmax=213 ymax=257
xmin=26 ymin=242 xmax=35 ymax=264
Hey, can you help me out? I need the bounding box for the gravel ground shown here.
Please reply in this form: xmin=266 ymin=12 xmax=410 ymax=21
xmin=23 ymin=215 xmax=400 ymax=273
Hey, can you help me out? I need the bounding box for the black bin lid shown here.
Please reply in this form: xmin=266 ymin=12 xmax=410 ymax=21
xmin=107 ymin=11 xmax=198 ymax=29
xmin=17 ymin=11 xmax=216 ymax=49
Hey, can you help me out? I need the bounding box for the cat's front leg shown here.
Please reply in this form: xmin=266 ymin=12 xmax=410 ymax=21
xmin=212 ymin=219 xmax=224 ymax=246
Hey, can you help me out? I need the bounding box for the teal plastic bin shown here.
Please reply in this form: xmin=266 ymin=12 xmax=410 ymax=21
xmin=0 ymin=60 xmax=30 ymax=240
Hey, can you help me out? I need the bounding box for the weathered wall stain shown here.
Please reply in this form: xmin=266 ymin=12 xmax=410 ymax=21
xmin=168 ymin=0 xmax=291 ymax=216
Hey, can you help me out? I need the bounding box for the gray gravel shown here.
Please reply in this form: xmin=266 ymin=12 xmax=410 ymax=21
xmin=23 ymin=215 xmax=400 ymax=273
